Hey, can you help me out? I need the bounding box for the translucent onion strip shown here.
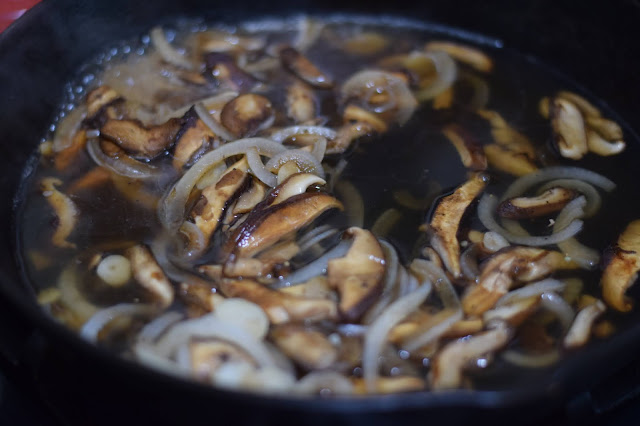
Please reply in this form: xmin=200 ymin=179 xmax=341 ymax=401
xmin=138 ymin=311 xmax=184 ymax=343
xmin=194 ymin=102 xmax=236 ymax=141
xmin=265 ymin=149 xmax=325 ymax=178
xmin=501 ymin=166 xmax=615 ymax=201
xmin=150 ymin=27 xmax=194 ymax=70
xmin=501 ymin=348 xmax=560 ymax=368
xmin=270 ymin=126 xmax=337 ymax=143
xmin=335 ymin=181 xmax=364 ymax=227
xmin=415 ymin=51 xmax=458 ymax=101
xmin=87 ymin=139 xmax=158 ymax=179
xmin=496 ymin=279 xmax=566 ymax=307
xmin=80 ymin=303 xmax=157 ymax=343
xmin=246 ymin=147 xmax=277 ymax=187
xmin=362 ymin=240 xmax=401 ymax=324
xmin=478 ymin=194 xmax=583 ymax=246
xmin=554 ymin=196 xmax=600 ymax=269
xmin=363 ymin=281 xmax=432 ymax=392
xmin=540 ymin=292 xmax=575 ymax=333
xmin=276 ymin=240 xmax=351 ymax=288
xmin=159 ymin=138 xmax=287 ymax=231
xmin=295 ymin=371 xmax=354 ymax=395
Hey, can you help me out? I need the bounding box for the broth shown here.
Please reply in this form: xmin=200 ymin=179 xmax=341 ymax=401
xmin=18 ymin=16 xmax=640 ymax=395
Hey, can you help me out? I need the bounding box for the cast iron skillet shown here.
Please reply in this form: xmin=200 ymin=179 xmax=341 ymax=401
xmin=1 ymin=1 xmax=640 ymax=425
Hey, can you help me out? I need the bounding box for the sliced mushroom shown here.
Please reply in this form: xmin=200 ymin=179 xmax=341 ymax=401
xmin=220 ymin=94 xmax=274 ymax=138
xmin=497 ymin=187 xmax=577 ymax=219
xmin=563 ymin=299 xmax=606 ymax=349
xmin=327 ymin=228 xmax=385 ymax=321
xmin=343 ymin=105 xmax=388 ymax=133
xmin=428 ymin=173 xmax=487 ymax=278
xmin=54 ymin=130 xmax=87 ymax=172
xmin=178 ymin=280 xmax=222 ymax=316
xmin=204 ymin=52 xmax=259 ymax=93
xmin=342 ymin=32 xmax=390 ymax=55
xmin=482 ymin=296 xmax=539 ymax=327
xmin=234 ymin=179 xmax=268 ymax=215
xmin=601 ymin=219 xmax=640 ymax=312
xmin=224 ymin=192 xmax=343 ymax=259
xmin=352 ymin=376 xmax=424 ymax=394
xmin=173 ymin=107 xmax=219 ymax=170
xmin=286 ymin=81 xmax=317 ymax=123
xmin=586 ymin=129 xmax=625 ymax=156
xmin=475 ymin=109 xmax=536 ymax=159
xmin=191 ymin=157 xmax=250 ymax=244
xmin=462 ymin=246 xmax=576 ymax=315
xmin=219 ymin=279 xmax=338 ymax=324
xmin=271 ymin=324 xmax=337 ymax=370
xmin=190 ymin=339 xmax=256 ymax=380
xmin=326 ymin=122 xmax=375 ymax=154
xmin=557 ymin=90 xmax=601 ymax=118
xmin=68 ymin=166 xmax=111 ymax=194
xmin=279 ymin=46 xmax=333 ymax=89
xmin=85 ymin=85 xmax=123 ymax=123
xmin=484 ymin=144 xmax=538 ymax=177
xmin=101 ymin=118 xmax=181 ymax=158
xmin=430 ymin=321 xmax=510 ymax=390
xmin=442 ymin=124 xmax=487 ymax=170
xmin=40 ymin=177 xmax=78 ymax=249
xmin=126 ymin=245 xmax=174 ymax=308
xmin=278 ymin=276 xmax=333 ymax=299
xmin=268 ymin=173 xmax=326 ymax=206
xmin=550 ymin=97 xmax=588 ymax=160
xmin=424 ymin=41 xmax=493 ymax=73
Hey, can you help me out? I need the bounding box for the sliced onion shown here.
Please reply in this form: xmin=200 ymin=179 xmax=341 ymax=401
xmin=401 ymin=309 xmax=463 ymax=353
xmin=335 ymin=181 xmax=364 ymax=227
xmin=483 ymin=231 xmax=510 ymax=253
xmin=310 ymin=137 xmax=327 ymax=161
xmin=410 ymin=259 xmax=460 ymax=309
xmin=194 ymin=102 xmax=236 ymax=141
xmin=178 ymin=221 xmax=207 ymax=259
xmin=295 ymin=371 xmax=354 ymax=395
xmin=87 ymin=138 xmax=159 ymax=179
xmin=150 ymin=27 xmax=194 ymax=70
xmin=363 ymin=281 xmax=432 ymax=392
xmin=478 ymin=194 xmax=583 ymax=246
xmin=246 ymin=147 xmax=277 ymax=187
xmin=137 ymin=311 xmax=184 ymax=343
xmin=341 ymin=70 xmax=417 ymax=125
xmin=370 ymin=208 xmax=402 ymax=238
xmin=554 ymin=196 xmax=600 ymax=269
xmin=538 ymin=179 xmax=601 ymax=217
xmin=134 ymin=342 xmax=188 ymax=377
xmin=265 ymin=149 xmax=325 ymax=178
xmin=501 ymin=348 xmax=560 ymax=368
xmin=496 ymin=279 xmax=566 ymax=307
xmin=294 ymin=17 xmax=324 ymax=52
xmin=80 ymin=303 xmax=157 ymax=343
xmin=460 ymin=244 xmax=480 ymax=281
xmin=195 ymin=162 xmax=227 ymax=190
xmin=362 ymin=240 xmax=401 ymax=324
xmin=336 ymin=324 xmax=369 ymax=336
xmin=540 ymin=292 xmax=575 ymax=333
xmin=274 ymin=240 xmax=351 ymax=288
xmin=414 ymin=51 xmax=458 ymax=101
xmin=269 ymin=126 xmax=337 ymax=143
xmin=501 ymin=166 xmax=615 ymax=202
xmin=296 ymin=224 xmax=335 ymax=248
xmin=159 ymin=138 xmax=287 ymax=231
xmin=154 ymin=313 xmax=278 ymax=367
xmin=215 ymin=298 xmax=270 ymax=340
xmin=296 ymin=228 xmax=339 ymax=254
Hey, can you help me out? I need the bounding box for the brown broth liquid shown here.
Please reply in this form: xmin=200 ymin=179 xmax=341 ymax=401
xmin=17 ymin=16 xmax=640 ymax=392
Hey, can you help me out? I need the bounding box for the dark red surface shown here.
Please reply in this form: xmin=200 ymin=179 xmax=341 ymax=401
xmin=0 ymin=0 xmax=40 ymax=33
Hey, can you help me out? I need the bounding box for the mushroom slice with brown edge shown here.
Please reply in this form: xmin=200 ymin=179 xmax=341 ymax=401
xmin=564 ymin=299 xmax=606 ymax=349
xmin=326 ymin=122 xmax=375 ymax=154
xmin=428 ymin=173 xmax=487 ymax=278
xmin=204 ymin=52 xmax=260 ymax=93
xmin=126 ymin=245 xmax=174 ymax=308
xmin=271 ymin=324 xmax=337 ymax=370
xmin=268 ymin=173 xmax=326 ymax=206
xmin=287 ymin=80 xmax=317 ymax=123
xmin=475 ymin=109 xmax=536 ymax=159
xmin=550 ymin=97 xmax=588 ymax=160
xmin=178 ymin=280 xmax=222 ymax=317
xmin=484 ymin=144 xmax=538 ymax=177
xmin=601 ymin=219 xmax=640 ymax=312
xmin=327 ymin=228 xmax=385 ymax=321
xmin=462 ymin=246 xmax=576 ymax=316
xmin=220 ymin=94 xmax=274 ymax=138
xmin=85 ymin=85 xmax=124 ymax=126
xmin=497 ymin=187 xmax=577 ymax=219
xmin=424 ymin=41 xmax=493 ymax=73
xmin=173 ymin=107 xmax=219 ymax=170
xmin=279 ymin=46 xmax=334 ymax=89
xmin=342 ymin=105 xmax=388 ymax=133
xmin=190 ymin=157 xmax=250 ymax=245
xmin=40 ymin=177 xmax=78 ymax=249
xmin=224 ymin=192 xmax=343 ymax=259
xmin=101 ymin=117 xmax=181 ymax=158
xmin=441 ymin=124 xmax=487 ymax=170
xmin=430 ymin=321 xmax=510 ymax=390
xmin=219 ymin=279 xmax=338 ymax=324
xmin=190 ymin=339 xmax=257 ymax=380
